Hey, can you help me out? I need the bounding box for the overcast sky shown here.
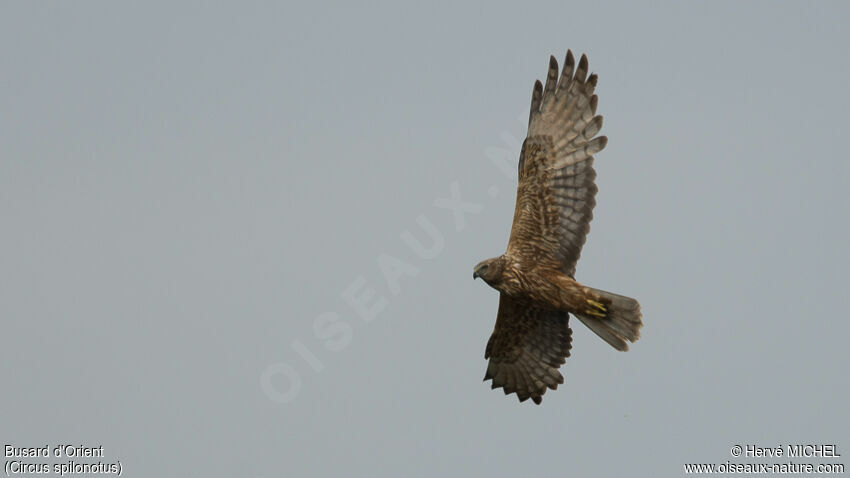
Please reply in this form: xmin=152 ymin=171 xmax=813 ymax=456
xmin=2 ymin=2 xmax=848 ymax=476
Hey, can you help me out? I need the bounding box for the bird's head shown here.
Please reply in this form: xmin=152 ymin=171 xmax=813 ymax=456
xmin=473 ymin=256 xmax=506 ymax=285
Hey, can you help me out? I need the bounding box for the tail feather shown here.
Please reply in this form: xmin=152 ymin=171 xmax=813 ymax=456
xmin=575 ymin=288 xmax=642 ymax=351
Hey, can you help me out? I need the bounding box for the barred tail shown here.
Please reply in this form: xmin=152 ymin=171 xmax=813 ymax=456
xmin=575 ymin=288 xmax=642 ymax=351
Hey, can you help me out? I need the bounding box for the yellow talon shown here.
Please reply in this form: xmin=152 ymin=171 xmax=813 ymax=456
xmin=585 ymin=299 xmax=607 ymax=317
xmin=587 ymin=299 xmax=606 ymax=311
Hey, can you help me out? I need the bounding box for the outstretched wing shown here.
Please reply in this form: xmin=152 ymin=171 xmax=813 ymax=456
xmin=506 ymin=51 xmax=606 ymax=277
xmin=484 ymin=294 xmax=573 ymax=404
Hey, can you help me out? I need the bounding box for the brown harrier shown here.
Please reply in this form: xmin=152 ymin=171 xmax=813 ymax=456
xmin=474 ymin=50 xmax=642 ymax=404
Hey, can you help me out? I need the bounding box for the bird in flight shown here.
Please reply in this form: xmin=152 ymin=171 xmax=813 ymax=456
xmin=474 ymin=50 xmax=642 ymax=404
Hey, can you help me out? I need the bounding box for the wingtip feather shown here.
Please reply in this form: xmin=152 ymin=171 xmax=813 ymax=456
xmin=597 ymin=135 xmax=608 ymax=151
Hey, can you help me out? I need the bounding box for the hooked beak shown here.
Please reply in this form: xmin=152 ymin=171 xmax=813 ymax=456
xmin=473 ymin=271 xmax=480 ymax=280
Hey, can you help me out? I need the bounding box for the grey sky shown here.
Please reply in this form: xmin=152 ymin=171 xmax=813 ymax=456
xmin=2 ymin=1 xmax=848 ymax=476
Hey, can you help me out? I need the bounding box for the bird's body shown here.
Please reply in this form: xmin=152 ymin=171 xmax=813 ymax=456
xmin=476 ymin=257 xmax=589 ymax=313
xmin=474 ymin=50 xmax=643 ymax=404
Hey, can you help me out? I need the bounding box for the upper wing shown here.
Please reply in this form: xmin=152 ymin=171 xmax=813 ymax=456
xmin=506 ymin=51 xmax=606 ymax=277
xmin=484 ymin=294 xmax=573 ymax=404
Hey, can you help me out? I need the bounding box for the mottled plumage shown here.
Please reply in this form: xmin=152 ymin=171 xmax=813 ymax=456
xmin=473 ymin=51 xmax=643 ymax=405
